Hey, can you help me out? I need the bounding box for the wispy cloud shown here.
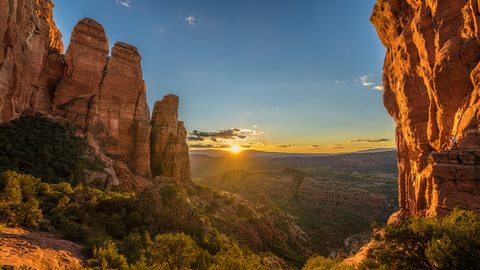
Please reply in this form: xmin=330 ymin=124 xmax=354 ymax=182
xmin=189 ymin=144 xmax=230 ymax=149
xmin=116 ymin=0 xmax=131 ymax=8
xmin=356 ymin=74 xmax=384 ymax=91
xmin=189 ymin=128 xmax=263 ymax=142
xmin=349 ymin=138 xmax=391 ymax=143
xmin=334 ymin=80 xmax=346 ymax=87
xmin=185 ymin=16 xmax=198 ymax=27
xmin=153 ymin=25 xmax=166 ymax=33
xmin=276 ymin=144 xmax=293 ymax=148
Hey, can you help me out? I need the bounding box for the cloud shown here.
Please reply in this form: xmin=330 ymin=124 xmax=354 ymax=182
xmin=189 ymin=144 xmax=230 ymax=149
xmin=189 ymin=128 xmax=263 ymax=142
xmin=153 ymin=25 xmax=166 ymax=33
xmin=349 ymin=139 xmax=391 ymax=143
xmin=276 ymin=144 xmax=293 ymax=148
xmin=334 ymin=81 xmax=346 ymax=87
xmin=187 ymin=136 xmax=205 ymax=142
xmin=312 ymin=145 xmax=320 ymax=148
xmin=356 ymin=74 xmax=384 ymax=91
xmin=116 ymin=0 xmax=131 ymax=8
xmin=185 ymin=16 xmax=198 ymax=27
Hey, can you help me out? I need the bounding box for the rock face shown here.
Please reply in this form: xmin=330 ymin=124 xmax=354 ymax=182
xmin=0 ymin=0 xmax=191 ymax=188
xmin=0 ymin=0 xmax=63 ymax=122
xmin=151 ymin=95 xmax=191 ymax=183
xmin=53 ymin=18 xmax=109 ymax=128
xmin=372 ymin=0 xmax=480 ymax=217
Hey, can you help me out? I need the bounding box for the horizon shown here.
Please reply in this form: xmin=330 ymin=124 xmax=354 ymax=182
xmin=52 ymin=0 xmax=395 ymax=154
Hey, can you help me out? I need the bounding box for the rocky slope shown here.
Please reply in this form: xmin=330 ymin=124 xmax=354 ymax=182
xmin=0 ymin=0 xmax=190 ymax=189
xmin=0 ymin=227 xmax=83 ymax=269
xmin=199 ymin=168 xmax=397 ymax=259
xmin=372 ymin=0 xmax=480 ymax=218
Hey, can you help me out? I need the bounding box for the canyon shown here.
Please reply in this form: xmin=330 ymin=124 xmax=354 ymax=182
xmin=0 ymin=0 xmax=190 ymax=189
xmin=372 ymin=0 xmax=480 ymax=219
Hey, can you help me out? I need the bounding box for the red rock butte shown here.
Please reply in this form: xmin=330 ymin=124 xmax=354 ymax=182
xmin=372 ymin=0 xmax=480 ymax=219
xmin=0 ymin=0 xmax=190 ymax=189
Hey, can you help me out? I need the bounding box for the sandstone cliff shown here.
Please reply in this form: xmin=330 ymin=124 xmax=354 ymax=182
xmin=0 ymin=0 xmax=191 ymax=188
xmin=0 ymin=0 xmax=63 ymax=122
xmin=151 ymin=95 xmax=191 ymax=182
xmin=372 ymin=0 xmax=480 ymax=217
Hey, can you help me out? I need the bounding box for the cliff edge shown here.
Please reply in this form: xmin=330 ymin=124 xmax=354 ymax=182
xmin=372 ymin=0 xmax=480 ymax=218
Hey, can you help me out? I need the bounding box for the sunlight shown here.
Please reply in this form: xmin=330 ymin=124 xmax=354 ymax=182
xmin=229 ymin=145 xmax=242 ymax=154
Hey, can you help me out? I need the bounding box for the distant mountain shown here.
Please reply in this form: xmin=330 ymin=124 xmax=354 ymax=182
xmin=190 ymin=149 xmax=398 ymax=178
xmin=190 ymin=148 xmax=396 ymax=158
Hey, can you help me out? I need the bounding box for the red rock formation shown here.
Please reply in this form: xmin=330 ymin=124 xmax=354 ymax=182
xmin=88 ymin=42 xmax=151 ymax=178
xmin=372 ymin=0 xmax=480 ymax=217
xmin=0 ymin=0 xmax=63 ymax=122
xmin=151 ymin=95 xmax=191 ymax=183
xmin=0 ymin=0 xmax=191 ymax=188
xmin=53 ymin=18 xmax=109 ymax=128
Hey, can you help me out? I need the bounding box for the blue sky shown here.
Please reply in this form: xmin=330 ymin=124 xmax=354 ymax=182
xmin=53 ymin=0 xmax=394 ymax=153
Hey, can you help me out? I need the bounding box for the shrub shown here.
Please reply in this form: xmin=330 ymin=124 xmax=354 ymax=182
xmin=145 ymin=233 xmax=201 ymax=270
xmin=0 ymin=116 xmax=104 ymax=184
xmin=375 ymin=209 xmax=480 ymax=270
xmin=87 ymin=240 xmax=129 ymax=270
xmin=209 ymin=236 xmax=266 ymax=270
xmin=302 ymin=255 xmax=354 ymax=270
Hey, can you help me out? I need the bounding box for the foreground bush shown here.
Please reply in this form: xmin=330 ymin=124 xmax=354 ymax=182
xmin=374 ymin=209 xmax=480 ymax=270
xmin=0 ymin=171 xmax=269 ymax=269
xmin=302 ymin=255 xmax=353 ymax=270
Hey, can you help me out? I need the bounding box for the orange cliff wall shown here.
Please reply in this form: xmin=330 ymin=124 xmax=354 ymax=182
xmin=372 ymin=0 xmax=480 ymax=218
xmin=0 ymin=0 xmax=191 ymax=189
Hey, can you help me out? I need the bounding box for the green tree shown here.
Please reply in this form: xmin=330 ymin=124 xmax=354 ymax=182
xmin=18 ymin=198 xmax=43 ymax=228
xmin=88 ymin=240 xmax=129 ymax=270
xmin=209 ymin=241 xmax=266 ymax=270
xmin=1 ymin=170 xmax=23 ymax=204
xmin=302 ymin=256 xmax=354 ymax=270
xmin=146 ymin=233 xmax=200 ymax=270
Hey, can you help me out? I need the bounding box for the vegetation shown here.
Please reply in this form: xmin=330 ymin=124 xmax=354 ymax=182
xmin=302 ymin=256 xmax=354 ymax=270
xmin=371 ymin=209 xmax=480 ymax=270
xmin=199 ymin=167 xmax=397 ymax=258
xmin=0 ymin=170 xmax=268 ymax=269
xmin=0 ymin=116 xmax=104 ymax=184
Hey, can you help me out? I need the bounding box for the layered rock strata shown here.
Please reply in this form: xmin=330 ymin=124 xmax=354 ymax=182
xmin=0 ymin=0 xmax=191 ymax=188
xmin=151 ymin=95 xmax=191 ymax=182
xmin=0 ymin=0 xmax=63 ymax=122
xmin=372 ymin=0 xmax=480 ymax=217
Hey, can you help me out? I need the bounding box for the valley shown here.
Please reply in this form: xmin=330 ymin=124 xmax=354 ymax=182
xmin=192 ymin=151 xmax=398 ymax=259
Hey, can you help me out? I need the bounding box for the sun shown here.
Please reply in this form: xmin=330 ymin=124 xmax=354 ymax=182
xmin=229 ymin=145 xmax=242 ymax=154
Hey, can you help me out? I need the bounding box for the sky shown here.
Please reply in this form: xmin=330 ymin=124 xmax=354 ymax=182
xmin=52 ymin=0 xmax=395 ymax=153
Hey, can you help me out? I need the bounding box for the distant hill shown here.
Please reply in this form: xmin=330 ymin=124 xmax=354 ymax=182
xmin=190 ymin=149 xmax=398 ymax=178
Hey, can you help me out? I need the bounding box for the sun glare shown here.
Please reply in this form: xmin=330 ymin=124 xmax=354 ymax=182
xmin=229 ymin=145 xmax=242 ymax=154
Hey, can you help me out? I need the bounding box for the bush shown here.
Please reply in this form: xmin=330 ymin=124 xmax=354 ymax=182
xmin=0 ymin=171 xmax=43 ymax=228
xmin=302 ymin=255 xmax=354 ymax=270
xmin=209 ymin=235 xmax=266 ymax=270
xmin=374 ymin=209 xmax=480 ymax=270
xmin=0 ymin=171 xmax=271 ymax=270
xmin=0 ymin=116 xmax=104 ymax=184
xmin=145 ymin=233 xmax=201 ymax=269
xmin=87 ymin=240 xmax=129 ymax=270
